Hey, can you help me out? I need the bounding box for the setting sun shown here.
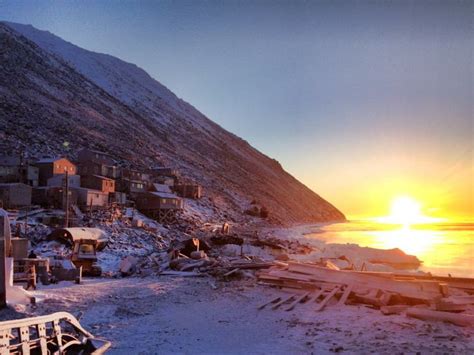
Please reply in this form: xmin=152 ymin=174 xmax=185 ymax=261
xmin=389 ymin=196 xmax=422 ymax=225
xmin=376 ymin=195 xmax=443 ymax=225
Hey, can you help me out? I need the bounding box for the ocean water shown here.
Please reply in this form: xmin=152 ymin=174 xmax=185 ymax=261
xmin=307 ymin=220 xmax=474 ymax=278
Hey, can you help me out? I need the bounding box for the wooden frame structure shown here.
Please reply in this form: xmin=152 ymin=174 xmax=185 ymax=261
xmin=0 ymin=312 xmax=111 ymax=354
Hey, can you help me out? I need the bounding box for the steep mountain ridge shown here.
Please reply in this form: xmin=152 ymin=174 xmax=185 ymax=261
xmin=0 ymin=22 xmax=345 ymax=224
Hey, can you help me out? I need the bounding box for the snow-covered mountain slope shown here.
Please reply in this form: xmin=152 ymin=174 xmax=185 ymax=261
xmin=0 ymin=22 xmax=345 ymax=224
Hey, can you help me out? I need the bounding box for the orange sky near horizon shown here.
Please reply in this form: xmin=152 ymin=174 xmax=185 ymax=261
xmin=290 ymin=142 xmax=473 ymax=221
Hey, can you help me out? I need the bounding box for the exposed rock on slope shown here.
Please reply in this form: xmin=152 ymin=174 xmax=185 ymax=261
xmin=0 ymin=22 xmax=345 ymax=224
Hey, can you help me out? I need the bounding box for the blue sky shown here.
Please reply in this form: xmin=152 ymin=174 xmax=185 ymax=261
xmin=1 ymin=0 xmax=472 ymax=217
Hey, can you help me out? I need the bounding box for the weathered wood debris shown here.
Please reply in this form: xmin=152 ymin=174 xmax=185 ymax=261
xmin=256 ymin=261 xmax=474 ymax=327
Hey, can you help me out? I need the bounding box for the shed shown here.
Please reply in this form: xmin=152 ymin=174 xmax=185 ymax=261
xmin=0 ymin=183 xmax=32 ymax=209
xmin=174 ymin=184 xmax=203 ymax=199
xmin=135 ymin=191 xmax=183 ymax=223
xmin=72 ymin=187 xmax=109 ymax=208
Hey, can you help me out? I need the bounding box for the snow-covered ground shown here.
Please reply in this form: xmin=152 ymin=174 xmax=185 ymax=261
xmin=9 ymin=276 xmax=473 ymax=354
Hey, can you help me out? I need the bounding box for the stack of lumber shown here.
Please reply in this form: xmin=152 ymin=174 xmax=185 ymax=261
xmin=257 ymin=261 xmax=474 ymax=327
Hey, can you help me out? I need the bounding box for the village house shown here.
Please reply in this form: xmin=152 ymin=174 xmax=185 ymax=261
xmin=116 ymin=168 xmax=147 ymax=196
xmin=77 ymin=149 xmax=119 ymax=179
xmin=0 ymin=183 xmax=32 ymax=209
xmin=135 ymin=191 xmax=183 ymax=223
xmin=134 ymin=182 xmax=184 ymax=222
xmin=72 ymin=187 xmax=109 ymax=209
xmin=47 ymin=174 xmax=81 ymax=188
xmin=77 ymin=148 xmax=115 ymax=166
xmin=34 ymin=157 xmax=77 ymax=186
xmin=32 ymin=186 xmax=78 ymax=209
xmin=174 ymin=183 xmax=202 ymax=199
xmin=149 ymin=167 xmax=179 ymax=179
xmin=0 ymin=156 xmax=39 ymax=187
xmin=81 ymin=175 xmax=115 ymax=194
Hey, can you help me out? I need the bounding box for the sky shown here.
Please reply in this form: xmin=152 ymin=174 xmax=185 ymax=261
xmin=1 ymin=0 xmax=472 ymax=219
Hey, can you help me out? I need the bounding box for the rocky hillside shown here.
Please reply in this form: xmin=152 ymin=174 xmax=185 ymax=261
xmin=0 ymin=22 xmax=345 ymax=224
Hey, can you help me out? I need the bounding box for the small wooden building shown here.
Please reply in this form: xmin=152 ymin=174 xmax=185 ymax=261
xmin=116 ymin=168 xmax=147 ymax=195
xmin=32 ymin=186 xmax=78 ymax=209
xmin=174 ymin=184 xmax=202 ymax=199
xmin=73 ymin=188 xmax=109 ymax=209
xmin=135 ymin=191 xmax=183 ymax=223
xmin=0 ymin=156 xmax=21 ymax=183
xmin=109 ymin=191 xmax=127 ymax=205
xmin=81 ymin=175 xmax=115 ymax=193
xmin=78 ymin=161 xmax=120 ymax=180
xmin=34 ymin=157 xmax=77 ymax=186
xmin=77 ymin=149 xmax=115 ymax=166
xmin=149 ymin=167 xmax=179 ymax=178
xmin=47 ymin=174 xmax=81 ymax=188
xmin=0 ymin=183 xmax=32 ymax=209
xmin=0 ymin=156 xmax=39 ymax=187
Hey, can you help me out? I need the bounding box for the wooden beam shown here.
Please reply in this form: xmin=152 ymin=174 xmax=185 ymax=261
xmin=285 ymin=292 xmax=311 ymax=311
xmin=337 ymin=284 xmax=353 ymax=306
xmin=272 ymin=294 xmax=296 ymax=310
xmin=380 ymin=305 xmax=409 ymax=315
xmin=307 ymin=288 xmax=325 ymax=303
xmin=315 ymin=285 xmax=341 ymax=312
xmin=258 ymin=296 xmax=281 ymax=310
xmin=288 ymin=262 xmax=442 ymax=301
xmin=406 ymin=308 xmax=474 ymax=327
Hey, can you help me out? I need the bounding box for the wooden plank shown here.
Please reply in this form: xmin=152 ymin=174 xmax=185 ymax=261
xmin=288 ymin=262 xmax=442 ymax=301
xmin=315 ymin=285 xmax=341 ymax=312
xmin=406 ymin=308 xmax=474 ymax=327
xmin=380 ymin=305 xmax=410 ymax=315
xmin=432 ymin=300 xmax=468 ymax=312
xmin=356 ymin=271 xmax=474 ymax=291
xmin=338 ymin=284 xmax=354 ymax=306
xmin=285 ymin=292 xmax=311 ymax=311
xmin=258 ymin=296 xmax=281 ymax=310
xmin=445 ymin=295 xmax=474 ymax=305
xmin=223 ymin=268 xmax=240 ymax=277
xmin=307 ymin=288 xmax=325 ymax=303
xmin=272 ymin=294 xmax=296 ymax=310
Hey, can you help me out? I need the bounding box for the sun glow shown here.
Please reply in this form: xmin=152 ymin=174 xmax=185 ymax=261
xmin=376 ymin=196 xmax=443 ymax=225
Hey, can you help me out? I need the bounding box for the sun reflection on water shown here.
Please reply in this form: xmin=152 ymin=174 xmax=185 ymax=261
xmin=312 ymin=221 xmax=474 ymax=277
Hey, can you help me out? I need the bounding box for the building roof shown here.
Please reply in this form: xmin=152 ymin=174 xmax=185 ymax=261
xmin=35 ymin=157 xmax=64 ymax=164
xmin=79 ymin=148 xmax=114 ymax=157
xmin=151 ymin=183 xmax=172 ymax=193
xmin=92 ymin=174 xmax=114 ymax=181
xmin=71 ymin=187 xmax=108 ymax=195
xmin=149 ymin=191 xmax=180 ymax=199
xmin=0 ymin=182 xmax=31 ymax=188
xmin=0 ymin=156 xmax=21 ymax=166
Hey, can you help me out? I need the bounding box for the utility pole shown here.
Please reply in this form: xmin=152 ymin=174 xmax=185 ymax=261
xmin=0 ymin=209 xmax=10 ymax=308
xmin=64 ymin=169 xmax=70 ymax=228
xmin=24 ymin=206 xmax=29 ymax=239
